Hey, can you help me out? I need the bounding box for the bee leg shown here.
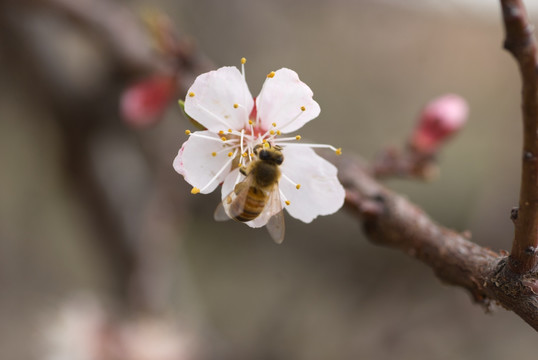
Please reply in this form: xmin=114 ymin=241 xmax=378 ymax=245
xmin=239 ymin=165 xmax=249 ymax=176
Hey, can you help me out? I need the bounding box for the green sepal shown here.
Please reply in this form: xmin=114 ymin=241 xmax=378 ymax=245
xmin=178 ymin=99 xmax=205 ymax=130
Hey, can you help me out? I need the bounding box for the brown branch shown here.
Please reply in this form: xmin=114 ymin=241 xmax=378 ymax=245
xmin=336 ymin=155 xmax=538 ymax=330
xmin=502 ymin=0 xmax=538 ymax=274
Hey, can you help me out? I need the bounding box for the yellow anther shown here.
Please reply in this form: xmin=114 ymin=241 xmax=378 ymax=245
xmin=295 ymin=135 xmax=302 ymax=140
xmin=218 ymin=130 xmax=224 ymax=135
xmin=285 ymin=200 xmax=291 ymax=206
xmin=249 ymin=120 xmax=253 ymax=125
xmin=185 ymin=129 xmax=191 ymax=135
xmin=300 ymin=106 xmax=306 ymax=111
xmin=191 ymin=187 xmax=200 ymax=194
xmin=296 ymin=184 xmax=301 ymax=190
xmin=211 ymin=152 xmax=217 ymax=157
xmin=263 ymin=142 xmax=270 ymax=148
xmin=228 ymin=129 xmax=232 ymax=133
xmin=188 ymin=92 xmax=195 ymax=97
xmin=228 ymin=152 xmax=234 ymax=157
xmin=262 ymin=139 xmax=267 ymax=144
xmin=276 ymin=130 xmax=281 ymax=135
xmin=267 ymin=71 xmax=275 ymax=78
xmin=241 ymin=57 xmax=247 ymax=64
xmin=269 ymin=130 xmax=275 ymax=135
xmin=335 ymin=148 xmax=342 ymax=155
xmin=272 ymin=122 xmax=277 ymax=127
xmin=221 ymin=137 xmax=227 ymax=141
xmin=233 ymin=103 xmax=239 ymax=109
xmin=242 ymin=152 xmax=248 ymax=157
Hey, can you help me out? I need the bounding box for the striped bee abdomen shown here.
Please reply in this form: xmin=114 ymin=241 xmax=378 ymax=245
xmin=233 ymin=186 xmax=268 ymax=222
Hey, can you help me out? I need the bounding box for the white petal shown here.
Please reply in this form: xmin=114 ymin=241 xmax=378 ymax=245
xmin=256 ymin=68 xmax=320 ymax=133
xmin=173 ymin=131 xmax=233 ymax=194
xmin=221 ymin=169 xmax=270 ymax=228
xmin=279 ymin=146 xmax=345 ymax=223
xmin=185 ymin=67 xmax=254 ymax=132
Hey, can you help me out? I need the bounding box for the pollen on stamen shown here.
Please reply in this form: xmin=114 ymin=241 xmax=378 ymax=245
xmin=267 ymin=71 xmax=275 ymax=78
xmin=241 ymin=57 xmax=247 ymax=64
xmin=221 ymin=136 xmax=227 ymax=141
xmin=242 ymin=152 xmax=248 ymax=157
xmin=296 ymin=184 xmax=301 ymax=190
xmin=335 ymin=148 xmax=342 ymax=155
xmin=295 ymin=135 xmax=302 ymax=140
xmin=228 ymin=129 xmax=232 ymax=133
xmin=276 ymin=130 xmax=281 ymax=135
xmin=300 ymin=106 xmax=306 ymax=111
xmin=272 ymin=122 xmax=277 ymax=127
xmin=185 ymin=129 xmax=191 ymax=135
xmin=249 ymin=120 xmax=253 ymax=125
xmin=228 ymin=152 xmax=234 ymax=157
xmin=191 ymin=187 xmax=200 ymax=194
xmin=262 ymin=139 xmax=267 ymax=144
xmin=218 ymin=130 xmax=224 ymax=135
xmin=270 ymin=130 xmax=275 ymax=135
xmin=285 ymin=200 xmax=291 ymax=206
xmin=188 ymin=92 xmax=195 ymax=97
xmin=211 ymin=152 xmax=217 ymax=157
xmin=233 ymin=103 xmax=239 ymax=109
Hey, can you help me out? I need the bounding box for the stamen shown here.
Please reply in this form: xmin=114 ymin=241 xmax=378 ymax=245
xmin=272 ymin=122 xmax=277 ymax=127
xmin=276 ymin=130 xmax=281 ymax=135
xmin=189 ymin=132 xmax=229 ymax=143
xmin=221 ymin=136 xmax=227 ymax=141
xmin=249 ymin=120 xmax=253 ymax=125
xmin=282 ymin=173 xmax=300 ymax=189
xmin=191 ymin=187 xmax=200 ymax=194
xmin=198 ymin=150 xmax=238 ymax=193
xmin=273 ymin=108 xmax=306 ymax=132
xmin=188 ymin=92 xmax=195 ymax=97
xmin=272 ymin=136 xmax=301 ymax=143
xmin=284 ymin=143 xmax=341 ymax=153
xmin=267 ymin=71 xmax=275 ymax=78
xmin=278 ymin=189 xmax=291 ymax=206
xmin=194 ymin=102 xmax=235 ymax=128
xmin=241 ymin=57 xmax=247 ymax=64
xmin=218 ymin=130 xmax=224 ymax=135
xmin=233 ymin=103 xmax=239 ymax=109
xmin=228 ymin=152 xmax=234 ymax=157
xmin=269 ymin=130 xmax=275 ymax=135
xmin=228 ymin=129 xmax=232 ymax=133
xmin=211 ymin=152 xmax=217 ymax=157
xmin=185 ymin=129 xmax=191 ymax=135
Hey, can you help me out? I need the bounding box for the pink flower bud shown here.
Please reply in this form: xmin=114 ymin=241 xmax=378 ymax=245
xmin=410 ymin=94 xmax=469 ymax=153
xmin=120 ymin=75 xmax=176 ymax=128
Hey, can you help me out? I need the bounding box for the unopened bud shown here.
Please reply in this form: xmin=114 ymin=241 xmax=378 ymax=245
xmin=120 ymin=75 xmax=176 ymax=128
xmin=410 ymin=94 xmax=468 ymax=153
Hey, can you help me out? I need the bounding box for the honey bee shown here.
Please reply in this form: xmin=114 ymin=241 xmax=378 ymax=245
xmin=214 ymin=143 xmax=286 ymax=244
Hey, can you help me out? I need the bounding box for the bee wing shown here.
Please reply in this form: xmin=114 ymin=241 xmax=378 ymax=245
xmin=214 ymin=177 xmax=252 ymax=222
xmin=264 ymin=185 xmax=285 ymax=244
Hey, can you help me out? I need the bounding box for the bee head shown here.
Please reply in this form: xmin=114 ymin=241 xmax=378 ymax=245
xmin=254 ymin=143 xmax=284 ymax=165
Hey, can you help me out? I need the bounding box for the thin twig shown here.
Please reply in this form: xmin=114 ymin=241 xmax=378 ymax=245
xmin=501 ymin=0 xmax=538 ymax=274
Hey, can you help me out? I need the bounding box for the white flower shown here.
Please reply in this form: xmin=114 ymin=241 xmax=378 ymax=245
xmin=173 ymin=60 xmax=345 ymax=228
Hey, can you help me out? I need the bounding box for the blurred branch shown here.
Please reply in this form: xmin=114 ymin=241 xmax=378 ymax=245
xmin=501 ymin=0 xmax=538 ymax=274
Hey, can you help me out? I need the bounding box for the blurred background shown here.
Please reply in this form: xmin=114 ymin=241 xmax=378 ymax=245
xmin=1 ymin=0 xmax=537 ymax=359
